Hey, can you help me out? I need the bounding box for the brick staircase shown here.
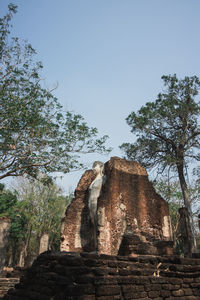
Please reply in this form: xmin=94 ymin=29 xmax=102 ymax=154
xmin=3 ymin=252 xmax=200 ymax=299
xmin=0 ymin=278 xmax=19 ymax=299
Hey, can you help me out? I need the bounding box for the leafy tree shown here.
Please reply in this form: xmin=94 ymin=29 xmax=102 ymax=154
xmin=120 ymin=74 xmax=200 ymax=252
xmin=0 ymin=183 xmax=17 ymax=215
xmin=0 ymin=4 xmax=110 ymax=181
xmin=5 ymin=200 xmax=27 ymax=266
xmin=9 ymin=176 xmax=71 ymax=266
xmin=155 ymin=178 xmax=200 ymax=254
xmin=0 ymin=184 xmax=27 ymax=266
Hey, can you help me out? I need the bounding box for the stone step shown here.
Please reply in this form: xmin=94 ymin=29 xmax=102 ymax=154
xmin=0 ymin=278 xmax=19 ymax=298
xmin=3 ymin=252 xmax=200 ymax=299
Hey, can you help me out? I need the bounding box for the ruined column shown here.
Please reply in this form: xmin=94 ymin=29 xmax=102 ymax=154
xmin=39 ymin=233 xmax=49 ymax=254
xmin=0 ymin=217 xmax=11 ymax=272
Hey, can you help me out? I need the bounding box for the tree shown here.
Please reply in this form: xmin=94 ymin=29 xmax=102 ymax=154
xmin=0 ymin=184 xmax=27 ymax=266
xmin=0 ymin=4 xmax=110 ymax=180
xmin=155 ymin=178 xmax=200 ymax=254
xmin=0 ymin=183 xmax=17 ymax=214
xmin=120 ymin=74 xmax=200 ymax=253
xmin=5 ymin=176 xmax=71 ymax=267
xmin=6 ymin=200 xmax=27 ymax=266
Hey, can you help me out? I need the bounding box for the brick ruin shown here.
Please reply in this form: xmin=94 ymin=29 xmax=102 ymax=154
xmin=2 ymin=157 xmax=200 ymax=299
xmin=0 ymin=217 xmax=11 ymax=274
xmin=60 ymin=157 xmax=173 ymax=256
xmin=3 ymin=252 xmax=200 ymax=299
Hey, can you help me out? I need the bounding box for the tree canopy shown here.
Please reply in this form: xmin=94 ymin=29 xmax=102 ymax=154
xmin=120 ymin=74 xmax=200 ymax=173
xmin=120 ymin=74 xmax=200 ymax=253
xmin=3 ymin=176 xmax=71 ymax=266
xmin=0 ymin=4 xmax=110 ymax=180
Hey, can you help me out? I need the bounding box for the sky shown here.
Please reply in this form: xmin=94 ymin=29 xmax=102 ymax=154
xmin=1 ymin=0 xmax=200 ymax=193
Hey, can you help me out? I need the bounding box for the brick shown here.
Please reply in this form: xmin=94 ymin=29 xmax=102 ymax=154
xmin=80 ymin=252 xmax=99 ymax=259
xmin=59 ymin=256 xmax=84 ymax=266
xmin=78 ymin=296 xmax=95 ymax=300
xmin=84 ymin=258 xmax=102 ymax=267
xmin=119 ymin=269 xmax=132 ymax=276
xmin=160 ymin=290 xmax=171 ymax=297
xmin=168 ymin=278 xmax=183 ymax=284
xmin=123 ymin=291 xmax=147 ymax=299
xmin=182 ymin=283 xmax=190 ymax=288
xmin=108 ymin=268 xmax=120 ymax=275
xmin=122 ymin=285 xmax=144 ymax=293
xmin=76 ymin=274 xmax=94 ymax=284
xmin=145 ymin=284 xmax=161 ymax=291
xmin=67 ymin=284 xmax=95 ymax=296
xmin=117 ymin=276 xmax=150 ymax=285
xmin=150 ymin=277 xmax=167 ymax=284
xmin=184 ymin=288 xmax=194 ymax=296
xmin=171 ymin=284 xmax=181 ymax=290
xmin=162 ymin=284 xmax=171 ymax=290
xmin=117 ymin=261 xmax=133 ymax=268
xmin=97 ymin=296 xmax=120 ymax=300
xmin=148 ymin=290 xmax=160 ymax=298
xmin=94 ymin=277 xmax=118 ymax=285
xmin=108 ymin=261 xmax=119 ymax=268
xmin=193 ymin=288 xmax=200 ymax=296
xmin=96 ymin=285 xmax=120 ymax=296
xmin=190 ymin=282 xmax=200 ymax=288
xmin=183 ymin=297 xmax=200 ymax=300
xmin=172 ymin=289 xmax=184 ymax=296
xmin=183 ymin=278 xmax=194 ymax=283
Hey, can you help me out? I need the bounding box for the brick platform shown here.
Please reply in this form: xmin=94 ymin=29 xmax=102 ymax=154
xmin=3 ymin=252 xmax=200 ymax=299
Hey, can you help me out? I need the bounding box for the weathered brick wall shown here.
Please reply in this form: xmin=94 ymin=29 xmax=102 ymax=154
xmin=3 ymin=252 xmax=200 ymax=299
xmin=61 ymin=157 xmax=173 ymax=256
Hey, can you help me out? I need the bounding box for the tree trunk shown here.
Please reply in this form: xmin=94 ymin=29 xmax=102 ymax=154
xmin=17 ymin=225 xmax=32 ymax=267
xmin=18 ymin=248 xmax=25 ymax=268
xmin=177 ymin=163 xmax=197 ymax=254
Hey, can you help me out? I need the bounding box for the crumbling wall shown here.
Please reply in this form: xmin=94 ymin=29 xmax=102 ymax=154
xmin=3 ymin=252 xmax=200 ymax=299
xmin=60 ymin=157 xmax=173 ymax=256
xmin=60 ymin=170 xmax=96 ymax=252
xmin=97 ymin=157 xmax=173 ymax=256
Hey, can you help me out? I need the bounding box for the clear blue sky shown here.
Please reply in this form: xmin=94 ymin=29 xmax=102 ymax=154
xmin=1 ymin=0 xmax=200 ymax=192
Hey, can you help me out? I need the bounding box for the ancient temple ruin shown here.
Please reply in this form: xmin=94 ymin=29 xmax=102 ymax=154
xmin=61 ymin=157 xmax=173 ymax=256
xmin=4 ymin=157 xmax=200 ymax=300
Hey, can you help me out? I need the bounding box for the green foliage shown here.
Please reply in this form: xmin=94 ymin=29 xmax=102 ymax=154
xmin=120 ymin=74 xmax=200 ymax=173
xmin=8 ymin=201 xmax=27 ymax=240
xmin=14 ymin=176 xmax=71 ymax=253
xmin=155 ymin=177 xmax=200 ymax=255
xmin=0 ymin=183 xmax=17 ymax=215
xmin=4 ymin=176 xmax=71 ymax=266
xmin=0 ymin=5 xmax=110 ymax=181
